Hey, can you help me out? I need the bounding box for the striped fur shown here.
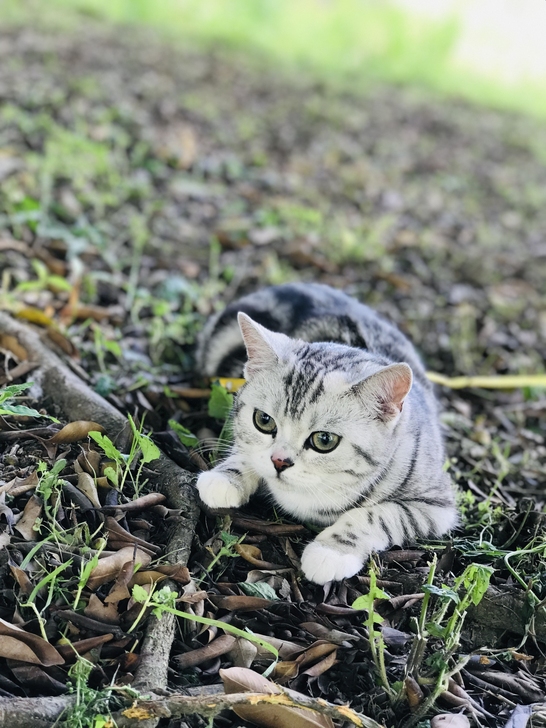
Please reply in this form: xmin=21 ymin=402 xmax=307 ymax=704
xmin=196 ymin=283 xmax=458 ymax=584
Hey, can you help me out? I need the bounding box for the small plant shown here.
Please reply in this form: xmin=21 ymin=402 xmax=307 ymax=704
xmin=88 ymin=414 xmax=160 ymax=496
xmin=0 ymin=381 xmax=58 ymax=421
xmin=130 ymin=584 xmax=279 ymax=672
xmin=205 ymin=529 xmax=246 ymax=574
xmin=62 ymin=655 xmax=121 ymax=728
xmin=400 ymin=558 xmax=494 ymax=727
xmin=352 ymin=560 xmax=393 ymax=696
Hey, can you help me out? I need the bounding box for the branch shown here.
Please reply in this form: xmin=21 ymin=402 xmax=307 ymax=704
xmin=118 ymin=691 xmax=385 ymax=728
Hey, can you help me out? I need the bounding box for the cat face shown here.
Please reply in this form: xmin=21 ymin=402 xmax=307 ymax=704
xmin=232 ymin=313 xmax=412 ymax=524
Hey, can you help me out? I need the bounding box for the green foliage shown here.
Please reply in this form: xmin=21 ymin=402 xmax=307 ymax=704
xmin=63 ymin=656 xmax=121 ymax=728
xmin=5 ymin=0 xmax=546 ymax=119
xmin=89 ymin=414 xmax=159 ymax=496
xmin=0 ymin=382 xmax=59 ymax=421
xmin=169 ymin=419 xmax=200 ymax=448
xmin=131 ymin=584 xmax=279 ymax=668
xmin=208 ymin=382 xmax=234 ymax=420
xmin=239 ymin=581 xmax=279 ymax=600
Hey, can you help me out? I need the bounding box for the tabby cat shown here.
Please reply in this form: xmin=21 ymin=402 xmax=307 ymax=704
xmin=196 ymin=283 xmax=457 ymax=584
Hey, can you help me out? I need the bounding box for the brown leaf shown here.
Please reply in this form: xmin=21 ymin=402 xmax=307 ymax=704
xmin=220 ymin=666 xmax=334 ymax=728
xmin=105 ymin=559 xmax=136 ymax=604
xmin=302 ymin=649 xmax=338 ymax=677
xmin=0 ymin=618 xmax=64 ymax=666
xmin=235 ymin=543 xmax=284 ymax=569
xmin=46 ymin=326 xmax=79 ymax=358
xmin=77 ymin=448 xmax=102 ymax=476
xmin=7 ymin=662 xmax=67 ymax=694
xmin=0 ymin=470 xmax=39 ymax=497
xmin=75 ymin=471 xmax=102 ymax=508
xmin=0 ymin=333 xmax=28 ymax=360
xmin=56 ymin=634 xmax=114 ymax=661
xmin=84 ymin=593 xmax=120 ymax=625
xmin=209 ymin=595 xmax=274 ymax=612
xmin=299 ymin=622 xmax=358 ymax=645
xmin=86 ymin=547 xmax=152 ymax=590
xmin=100 ymin=492 xmax=166 ymax=512
xmin=173 ymin=634 xmax=236 ymax=669
xmin=295 ymin=642 xmax=337 ymax=670
xmin=49 ymin=421 xmax=105 ymax=444
xmin=105 ymin=516 xmax=162 ymax=554
xmin=231 ymin=516 xmax=308 ymax=536
xmin=229 ymin=636 xmax=259 ymax=668
xmin=9 ymin=561 xmax=34 ymax=597
xmin=13 ymin=494 xmax=42 ymax=541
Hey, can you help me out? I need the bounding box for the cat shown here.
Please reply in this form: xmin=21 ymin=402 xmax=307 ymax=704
xmin=196 ymin=283 xmax=457 ymax=584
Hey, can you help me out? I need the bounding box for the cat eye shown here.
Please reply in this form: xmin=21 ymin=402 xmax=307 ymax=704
xmin=253 ymin=409 xmax=277 ymax=435
xmin=308 ymin=431 xmax=341 ymax=453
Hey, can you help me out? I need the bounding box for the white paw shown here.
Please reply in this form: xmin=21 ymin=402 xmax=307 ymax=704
xmin=196 ymin=470 xmax=247 ymax=509
xmin=300 ymin=541 xmax=363 ymax=585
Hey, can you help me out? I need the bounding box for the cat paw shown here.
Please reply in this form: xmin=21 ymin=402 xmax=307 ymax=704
xmin=300 ymin=541 xmax=363 ymax=584
xmin=196 ymin=470 xmax=247 ymax=509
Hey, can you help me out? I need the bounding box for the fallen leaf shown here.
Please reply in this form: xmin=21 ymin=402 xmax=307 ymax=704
xmin=209 ymin=595 xmax=274 ymax=612
xmin=229 ymin=636 xmax=259 ymax=668
xmin=74 ymin=471 xmax=102 ymax=508
xmin=431 ymin=716 xmax=470 ymax=728
xmin=173 ymin=634 xmax=236 ymax=669
xmin=220 ymin=666 xmax=334 ymax=728
xmin=0 ymin=618 xmax=64 ymax=666
xmin=56 ymin=634 xmax=114 ymax=661
xmin=0 ymin=333 xmax=28 ymax=360
xmin=13 ymin=494 xmax=42 ymax=541
xmin=86 ymin=547 xmax=152 ymax=590
xmin=302 ymin=649 xmax=338 ymax=677
xmin=49 ymin=421 xmax=105 ymax=444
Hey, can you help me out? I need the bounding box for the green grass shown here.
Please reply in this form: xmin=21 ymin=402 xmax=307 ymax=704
xmin=3 ymin=0 xmax=546 ymax=119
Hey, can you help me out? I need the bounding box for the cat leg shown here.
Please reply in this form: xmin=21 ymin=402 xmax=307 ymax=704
xmin=300 ymin=502 xmax=415 ymax=584
xmin=196 ymin=454 xmax=260 ymax=509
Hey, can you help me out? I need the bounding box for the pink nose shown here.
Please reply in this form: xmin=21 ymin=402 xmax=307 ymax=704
xmin=271 ymin=456 xmax=294 ymax=473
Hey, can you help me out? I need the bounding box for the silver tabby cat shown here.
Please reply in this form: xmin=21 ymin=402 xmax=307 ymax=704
xmin=196 ymin=283 xmax=457 ymax=584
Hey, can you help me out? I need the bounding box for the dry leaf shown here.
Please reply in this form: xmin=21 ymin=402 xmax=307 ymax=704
xmin=220 ymin=666 xmax=334 ymax=728
xmin=46 ymin=327 xmax=79 ymax=357
xmin=13 ymin=494 xmax=42 ymax=541
xmin=0 ymin=618 xmax=64 ymax=666
xmin=86 ymin=547 xmax=152 ymax=590
xmin=0 ymin=470 xmax=39 ymax=497
xmin=302 ymin=650 xmax=338 ymax=677
xmin=296 ymin=642 xmax=337 ymax=670
xmin=173 ymin=634 xmax=236 ymax=669
xmin=229 ymin=636 xmax=259 ymax=668
xmin=209 ymin=595 xmax=274 ymax=612
xmin=235 ymin=543 xmax=284 ymax=569
xmin=105 ymin=516 xmax=162 ymax=554
xmin=56 ymin=634 xmax=114 ymax=661
xmin=74 ymin=471 xmax=101 ymax=508
xmin=84 ymin=593 xmax=120 ymax=625
xmin=0 ymin=333 xmax=28 ymax=360
xmin=49 ymin=421 xmax=105 ymax=444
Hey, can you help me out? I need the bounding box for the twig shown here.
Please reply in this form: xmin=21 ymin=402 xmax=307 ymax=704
xmin=119 ymin=690 xmax=385 ymax=728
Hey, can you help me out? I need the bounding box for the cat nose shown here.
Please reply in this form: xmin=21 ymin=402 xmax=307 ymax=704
xmin=271 ymin=456 xmax=294 ymax=473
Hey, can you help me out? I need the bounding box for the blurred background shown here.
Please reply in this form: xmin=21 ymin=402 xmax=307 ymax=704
xmin=3 ymin=0 xmax=546 ymax=118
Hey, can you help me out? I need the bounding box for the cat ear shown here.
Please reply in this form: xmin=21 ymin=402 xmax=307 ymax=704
xmin=355 ymin=362 xmax=413 ymax=422
xmin=237 ymin=312 xmax=289 ymax=378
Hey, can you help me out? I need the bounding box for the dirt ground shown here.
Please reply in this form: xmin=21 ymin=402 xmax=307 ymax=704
xmin=0 ymin=21 xmax=546 ymax=728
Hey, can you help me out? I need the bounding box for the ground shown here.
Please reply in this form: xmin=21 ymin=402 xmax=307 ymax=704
xmin=0 ymin=19 xmax=545 ymax=728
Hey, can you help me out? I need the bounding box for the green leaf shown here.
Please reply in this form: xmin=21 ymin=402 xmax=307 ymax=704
xmin=208 ymin=382 xmax=234 ymax=420
xmin=460 ymin=563 xmax=494 ymax=606
xmin=169 ymin=419 xmax=200 ymax=448
xmin=104 ymin=466 xmax=119 ymax=487
xmin=0 ymin=382 xmax=33 ymax=402
xmin=132 ymin=584 xmax=149 ymax=603
xmin=425 ymin=622 xmax=446 ymax=638
xmin=220 ymin=531 xmax=240 ymax=547
xmin=137 ymin=433 xmax=161 ymax=464
xmin=88 ymin=431 xmax=123 ymax=462
xmin=422 ymin=584 xmax=460 ymax=603
xmin=239 ymin=582 xmax=279 ymax=600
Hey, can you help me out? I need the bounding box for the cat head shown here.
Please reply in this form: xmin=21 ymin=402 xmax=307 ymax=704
xmin=233 ymin=313 xmax=413 ymax=522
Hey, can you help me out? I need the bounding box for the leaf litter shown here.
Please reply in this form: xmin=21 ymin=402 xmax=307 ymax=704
xmin=0 ymin=16 xmax=545 ymax=728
